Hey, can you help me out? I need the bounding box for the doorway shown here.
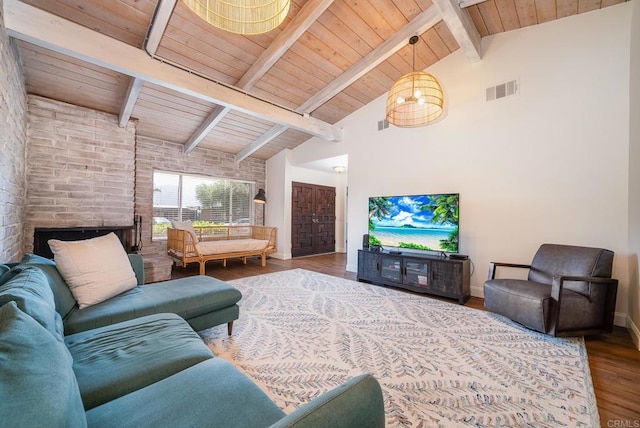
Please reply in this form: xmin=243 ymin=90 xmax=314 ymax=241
xmin=291 ymin=182 xmax=336 ymax=257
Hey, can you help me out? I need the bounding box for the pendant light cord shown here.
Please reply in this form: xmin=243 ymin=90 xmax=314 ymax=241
xmin=409 ymin=36 xmax=419 ymax=99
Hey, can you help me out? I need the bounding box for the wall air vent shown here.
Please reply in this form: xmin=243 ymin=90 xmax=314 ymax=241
xmin=377 ymin=119 xmax=389 ymax=131
xmin=486 ymin=79 xmax=518 ymax=102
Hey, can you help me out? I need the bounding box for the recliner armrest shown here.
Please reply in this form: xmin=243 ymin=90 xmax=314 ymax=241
xmin=550 ymin=274 xmax=618 ymax=300
xmin=269 ymin=374 xmax=385 ymax=428
xmin=487 ymin=262 xmax=532 ymax=280
xmin=549 ymin=275 xmax=618 ymax=336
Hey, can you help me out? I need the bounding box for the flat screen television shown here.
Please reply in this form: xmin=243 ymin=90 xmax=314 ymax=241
xmin=368 ymin=193 xmax=459 ymax=254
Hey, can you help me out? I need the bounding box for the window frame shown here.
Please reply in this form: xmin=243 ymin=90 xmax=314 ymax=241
xmin=151 ymin=170 xmax=256 ymax=240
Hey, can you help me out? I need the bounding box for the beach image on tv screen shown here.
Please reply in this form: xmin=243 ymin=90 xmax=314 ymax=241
xmin=368 ymin=194 xmax=459 ymax=253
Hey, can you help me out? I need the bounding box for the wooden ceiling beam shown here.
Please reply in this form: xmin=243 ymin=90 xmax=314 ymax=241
xmin=458 ymin=0 xmax=488 ymax=8
xmin=145 ymin=0 xmax=177 ymax=55
xmin=432 ymin=0 xmax=482 ymax=63
xmin=184 ymin=105 xmax=230 ymax=153
xmin=236 ymin=5 xmax=442 ymax=162
xmin=235 ymin=125 xmax=289 ymax=161
xmin=300 ymin=6 xmax=441 ymax=113
xmin=4 ymin=0 xmax=342 ymax=142
xmin=184 ymin=0 xmax=335 ymax=154
xmin=237 ymin=0 xmax=335 ymax=89
xmin=118 ymin=77 xmax=143 ymax=127
xmin=118 ymin=0 xmax=177 ymax=128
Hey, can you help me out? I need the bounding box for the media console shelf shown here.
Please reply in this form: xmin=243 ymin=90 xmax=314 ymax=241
xmin=357 ymin=250 xmax=471 ymax=304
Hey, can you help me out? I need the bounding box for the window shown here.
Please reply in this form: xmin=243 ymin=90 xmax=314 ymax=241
xmin=152 ymin=171 xmax=254 ymax=239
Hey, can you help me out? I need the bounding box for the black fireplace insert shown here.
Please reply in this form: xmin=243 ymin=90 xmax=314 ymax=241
xmin=33 ymin=226 xmax=134 ymax=259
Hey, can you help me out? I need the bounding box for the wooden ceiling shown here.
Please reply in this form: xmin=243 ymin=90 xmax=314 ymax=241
xmin=6 ymin=0 xmax=624 ymax=161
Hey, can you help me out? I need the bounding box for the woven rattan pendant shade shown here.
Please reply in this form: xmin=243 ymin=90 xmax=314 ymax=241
xmin=385 ymin=36 xmax=444 ymax=127
xmin=182 ymin=0 xmax=290 ymax=35
xmin=385 ymin=71 xmax=444 ymax=127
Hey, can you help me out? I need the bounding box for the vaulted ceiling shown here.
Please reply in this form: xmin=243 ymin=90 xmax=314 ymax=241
xmin=4 ymin=0 xmax=624 ymax=161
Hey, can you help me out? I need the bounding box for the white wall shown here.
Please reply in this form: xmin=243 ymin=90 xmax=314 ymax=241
xmin=628 ymin=0 xmax=640 ymax=347
xmin=284 ymin=4 xmax=633 ymax=324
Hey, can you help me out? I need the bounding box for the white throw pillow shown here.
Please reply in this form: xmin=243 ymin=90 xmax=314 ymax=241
xmin=48 ymin=233 xmax=138 ymax=309
xmin=171 ymin=220 xmax=199 ymax=243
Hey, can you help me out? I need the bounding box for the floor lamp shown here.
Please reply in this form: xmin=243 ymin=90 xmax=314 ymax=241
xmin=253 ymin=188 xmax=266 ymax=226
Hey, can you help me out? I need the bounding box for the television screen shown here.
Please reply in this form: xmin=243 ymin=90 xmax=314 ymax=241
xmin=368 ymin=193 xmax=459 ymax=253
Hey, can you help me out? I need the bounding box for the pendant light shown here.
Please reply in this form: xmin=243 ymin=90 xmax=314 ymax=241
xmin=182 ymin=0 xmax=290 ymax=35
xmin=385 ymin=36 xmax=444 ymax=127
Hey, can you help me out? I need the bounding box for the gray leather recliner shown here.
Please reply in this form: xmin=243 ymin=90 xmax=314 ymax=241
xmin=483 ymin=244 xmax=618 ymax=337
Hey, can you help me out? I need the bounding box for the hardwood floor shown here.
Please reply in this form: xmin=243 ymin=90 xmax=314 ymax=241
xmin=172 ymin=252 xmax=640 ymax=426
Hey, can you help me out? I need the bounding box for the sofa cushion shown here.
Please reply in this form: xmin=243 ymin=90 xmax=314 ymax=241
xmin=484 ymin=279 xmax=551 ymax=333
xmin=0 ymin=265 xmax=64 ymax=340
xmin=86 ymin=358 xmax=285 ymax=428
xmin=0 ymin=302 xmax=87 ymax=428
xmin=18 ymin=253 xmax=78 ymax=318
xmin=63 ymin=275 xmax=242 ymax=334
xmin=20 ymin=252 xmax=56 ymax=266
xmin=66 ymin=313 xmax=214 ymax=410
xmin=49 ymin=233 xmax=138 ymax=309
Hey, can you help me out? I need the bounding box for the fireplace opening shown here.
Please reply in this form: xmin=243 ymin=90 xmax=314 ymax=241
xmin=33 ymin=226 xmax=134 ymax=259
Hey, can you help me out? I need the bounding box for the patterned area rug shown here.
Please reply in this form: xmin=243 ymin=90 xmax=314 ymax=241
xmin=200 ymin=269 xmax=599 ymax=427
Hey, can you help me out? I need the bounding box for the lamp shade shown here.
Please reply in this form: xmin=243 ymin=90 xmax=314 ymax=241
xmin=385 ymin=71 xmax=444 ymax=127
xmin=182 ymin=0 xmax=290 ymax=35
xmin=253 ymin=188 xmax=266 ymax=203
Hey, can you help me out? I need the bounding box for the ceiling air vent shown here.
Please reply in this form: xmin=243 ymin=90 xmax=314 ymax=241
xmin=486 ymin=79 xmax=518 ymax=102
xmin=377 ymin=119 xmax=389 ymax=131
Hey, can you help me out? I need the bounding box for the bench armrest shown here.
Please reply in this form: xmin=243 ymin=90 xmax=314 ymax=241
xmin=269 ymin=374 xmax=384 ymax=428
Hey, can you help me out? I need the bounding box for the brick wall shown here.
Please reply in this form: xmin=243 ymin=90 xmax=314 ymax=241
xmin=135 ymin=135 xmax=266 ymax=258
xmin=19 ymin=96 xmax=266 ymax=276
xmin=25 ymin=95 xmax=136 ymax=252
xmin=0 ymin=0 xmax=28 ymax=263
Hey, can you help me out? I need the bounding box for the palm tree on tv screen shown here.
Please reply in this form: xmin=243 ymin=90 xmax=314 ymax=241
xmin=368 ymin=197 xmax=391 ymax=246
xmin=421 ymin=194 xmax=459 ymax=252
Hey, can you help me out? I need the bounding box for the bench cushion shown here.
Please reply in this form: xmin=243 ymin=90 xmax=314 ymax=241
xmin=196 ymin=239 xmax=269 ymax=255
xmin=66 ymin=313 xmax=214 ymax=410
xmin=86 ymin=358 xmax=286 ymax=428
xmin=63 ymin=275 xmax=242 ymax=334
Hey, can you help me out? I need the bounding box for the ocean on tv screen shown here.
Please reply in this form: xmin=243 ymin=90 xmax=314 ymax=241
xmin=368 ymin=193 xmax=459 ymax=253
xmin=370 ymin=226 xmax=455 ymax=252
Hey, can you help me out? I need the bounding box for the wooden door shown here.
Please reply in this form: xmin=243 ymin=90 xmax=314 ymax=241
xmin=291 ymin=182 xmax=336 ymax=257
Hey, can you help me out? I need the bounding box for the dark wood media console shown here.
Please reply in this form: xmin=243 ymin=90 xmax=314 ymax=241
xmin=357 ymin=249 xmax=470 ymax=304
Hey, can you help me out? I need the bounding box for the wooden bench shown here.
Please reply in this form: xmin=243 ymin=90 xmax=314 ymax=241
xmin=166 ymin=225 xmax=277 ymax=275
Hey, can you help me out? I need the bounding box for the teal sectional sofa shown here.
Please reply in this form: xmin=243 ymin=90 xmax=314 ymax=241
xmin=19 ymin=253 xmax=242 ymax=335
xmin=0 ymin=255 xmax=385 ymax=427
